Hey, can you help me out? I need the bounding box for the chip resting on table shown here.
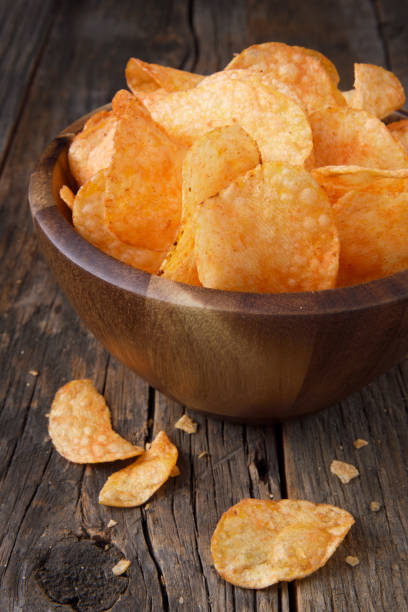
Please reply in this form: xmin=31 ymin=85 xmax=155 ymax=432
xmin=211 ymin=498 xmax=354 ymax=589
xmin=48 ymin=379 xmax=144 ymax=463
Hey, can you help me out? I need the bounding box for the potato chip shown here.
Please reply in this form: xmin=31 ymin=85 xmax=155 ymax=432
xmin=49 ymin=379 xmax=144 ymax=463
xmin=73 ymin=170 xmax=164 ymax=273
xmin=174 ymin=414 xmax=198 ymax=434
xmin=195 ymin=162 xmax=339 ymax=293
xmin=145 ymin=70 xmax=313 ymax=166
xmin=388 ymin=119 xmax=408 ymax=154
xmin=111 ymin=89 xmax=134 ymax=116
xmin=344 ymin=64 xmax=405 ymax=119
xmin=99 ymin=431 xmax=178 ymax=507
xmin=333 ymin=187 xmax=408 ymax=286
xmin=160 ymin=125 xmax=261 ymax=284
xmin=312 ymin=165 xmax=408 ymax=203
xmin=310 ymin=107 xmax=408 ymax=170
xmin=330 ymin=460 xmax=359 ymax=483
xmin=211 ymin=498 xmax=354 ymax=588
xmin=59 ymin=185 xmax=75 ymax=210
xmin=105 ymin=94 xmax=185 ymax=251
xmin=225 ymin=42 xmax=345 ymax=113
xmin=126 ymin=57 xmax=203 ymax=95
xmin=68 ymin=110 xmax=117 ymax=187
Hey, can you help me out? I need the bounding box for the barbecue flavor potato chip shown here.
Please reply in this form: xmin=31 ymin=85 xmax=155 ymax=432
xmin=211 ymin=498 xmax=354 ymax=589
xmin=310 ymin=106 xmax=408 ymax=170
xmin=73 ymin=170 xmax=164 ymax=273
xmin=99 ymin=431 xmax=178 ymax=507
xmin=49 ymin=380 xmax=144 ymax=463
xmin=59 ymin=185 xmax=75 ymax=210
xmin=126 ymin=57 xmax=203 ymax=94
xmin=333 ymin=187 xmax=408 ymax=286
xmin=68 ymin=110 xmax=117 ymax=187
xmin=388 ymin=119 xmax=408 ymax=154
xmin=105 ymin=93 xmax=185 ymax=251
xmin=225 ymin=42 xmax=345 ymax=113
xmin=195 ymin=162 xmax=339 ymax=293
xmin=160 ymin=125 xmax=261 ymax=284
xmin=344 ymin=63 xmax=405 ymax=119
xmin=145 ymin=70 xmax=313 ymax=166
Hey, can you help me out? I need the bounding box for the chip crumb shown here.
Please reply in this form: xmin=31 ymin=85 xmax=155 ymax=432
xmin=269 ymin=493 xmax=274 ymax=499
xmin=160 ymin=574 xmax=165 ymax=585
xmin=330 ymin=460 xmax=359 ymax=484
xmin=370 ymin=501 xmax=381 ymax=512
xmin=175 ymin=414 xmax=198 ymax=434
xmin=112 ymin=559 xmax=131 ymax=576
xmin=145 ymin=442 xmax=151 ymax=450
xmin=170 ymin=465 xmax=181 ymax=477
xmin=29 ymin=370 xmax=39 ymax=376
xmin=353 ymin=438 xmax=368 ymax=449
xmin=198 ymin=451 xmax=209 ymax=459
xmin=179 ymin=596 xmax=184 ymax=604
xmin=107 ymin=519 xmax=118 ymax=528
xmin=104 ymin=544 xmax=110 ymax=551
xmin=144 ymin=503 xmax=150 ymax=510
xmin=345 ymin=555 xmax=359 ymax=567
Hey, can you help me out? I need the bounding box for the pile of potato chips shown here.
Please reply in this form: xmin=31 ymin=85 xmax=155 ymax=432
xmin=62 ymin=43 xmax=408 ymax=291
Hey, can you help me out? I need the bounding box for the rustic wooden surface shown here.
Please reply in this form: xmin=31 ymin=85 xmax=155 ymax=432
xmin=0 ymin=0 xmax=407 ymax=610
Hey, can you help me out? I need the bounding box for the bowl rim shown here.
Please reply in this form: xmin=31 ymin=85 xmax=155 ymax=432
xmin=28 ymin=106 xmax=408 ymax=318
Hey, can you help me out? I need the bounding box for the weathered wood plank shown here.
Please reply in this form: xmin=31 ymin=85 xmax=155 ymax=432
xmin=376 ymin=0 xmax=408 ymax=89
xmin=0 ymin=0 xmax=55 ymax=169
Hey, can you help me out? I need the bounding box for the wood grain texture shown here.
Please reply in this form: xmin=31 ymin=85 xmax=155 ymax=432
xmin=1 ymin=0 xmax=408 ymax=610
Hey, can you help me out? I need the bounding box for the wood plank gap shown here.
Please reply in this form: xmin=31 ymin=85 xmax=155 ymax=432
xmin=187 ymin=0 xmax=199 ymax=72
xmin=370 ymin=0 xmax=391 ymax=69
xmin=147 ymin=386 xmax=155 ymax=442
xmin=0 ymin=8 xmax=56 ymax=176
xmin=140 ymin=505 xmax=169 ymax=611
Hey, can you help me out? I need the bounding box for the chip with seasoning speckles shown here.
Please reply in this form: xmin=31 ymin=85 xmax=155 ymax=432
xmin=388 ymin=119 xmax=408 ymax=154
xmin=309 ymin=107 xmax=408 ymax=170
xmin=73 ymin=169 xmax=164 ymax=274
xmin=48 ymin=379 xmax=144 ymax=463
xmin=99 ymin=431 xmax=178 ymax=507
xmin=68 ymin=110 xmax=117 ymax=187
xmin=195 ymin=162 xmax=339 ymax=293
xmin=211 ymin=499 xmax=354 ymax=589
xmin=344 ymin=63 xmax=405 ymax=119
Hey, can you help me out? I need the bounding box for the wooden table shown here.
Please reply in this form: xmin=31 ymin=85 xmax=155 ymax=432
xmin=1 ymin=1 xmax=408 ymax=610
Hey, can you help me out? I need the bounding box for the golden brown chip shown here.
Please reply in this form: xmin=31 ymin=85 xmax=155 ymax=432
xmin=345 ymin=555 xmax=359 ymax=567
xmin=49 ymin=379 xmax=144 ymax=463
xmin=353 ymin=438 xmax=368 ymax=449
xmin=99 ymin=431 xmax=178 ymax=507
xmin=195 ymin=162 xmax=339 ymax=293
xmin=211 ymin=498 xmax=354 ymax=588
xmin=68 ymin=110 xmax=117 ymax=187
xmin=174 ymin=414 xmax=198 ymax=434
xmin=104 ymin=94 xmax=185 ymax=251
xmin=311 ymin=165 xmax=408 ymax=203
xmin=310 ymin=107 xmax=408 ymax=170
xmin=345 ymin=63 xmax=405 ymax=119
xmin=111 ymin=89 xmax=134 ymax=116
xmin=225 ymin=42 xmax=345 ymax=113
xmin=370 ymin=501 xmax=381 ymax=512
xmin=388 ymin=119 xmax=408 ymax=154
xmin=333 ymin=187 xmax=408 ymax=286
xmin=126 ymin=57 xmax=203 ymax=95
xmin=145 ymin=70 xmax=312 ymax=166
xmin=59 ymin=185 xmax=75 ymax=210
xmin=330 ymin=460 xmax=359 ymax=483
xmin=160 ymin=125 xmax=261 ymax=284
xmin=73 ymin=169 xmax=164 ymax=273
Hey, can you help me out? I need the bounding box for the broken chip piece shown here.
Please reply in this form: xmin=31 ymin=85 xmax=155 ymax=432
xmin=111 ymin=559 xmax=131 ymax=576
xmin=345 ymin=555 xmax=360 ymax=567
xmin=211 ymin=498 xmax=354 ymax=588
xmin=345 ymin=63 xmax=405 ymax=119
xmin=353 ymin=438 xmax=368 ymax=449
xmin=99 ymin=431 xmax=178 ymax=507
xmin=48 ymin=379 xmax=144 ymax=463
xmin=174 ymin=414 xmax=198 ymax=434
xmin=370 ymin=501 xmax=381 ymax=512
xmin=330 ymin=460 xmax=359 ymax=484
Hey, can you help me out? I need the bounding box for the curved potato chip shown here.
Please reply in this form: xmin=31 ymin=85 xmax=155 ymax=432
xmin=225 ymin=42 xmax=345 ymax=113
xmin=333 ymin=188 xmax=408 ymax=286
xmin=345 ymin=64 xmax=405 ymax=119
xmin=73 ymin=170 xmax=164 ymax=273
xmin=195 ymin=162 xmax=339 ymax=293
xmin=310 ymin=107 xmax=408 ymax=170
xmin=49 ymin=379 xmax=144 ymax=464
xmin=112 ymin=89 xmax=134 ymax=116
xmin=312 ymin=165 xmax=408 ymax=203
xmin=99 ymin=431 xmax=178 ymax=507
xmin=59 ymin=185 xmax=75 ymax=210
xmin=105 ymin=94 xmax=185 ymax=251
xmin=388 ymin=119 xmax=408 ymax=154
xmin=160 ymin=125 xmax=261 ymax=284
xmin=68 ymin=110 xmax=117 ymax=187
xmin=211 ymin=498 xmax=354 ymax=589
xmin=126 ymin=57 xmax=203 ymax=95
xmin=145 ymin=70 xmax=312 ymax=166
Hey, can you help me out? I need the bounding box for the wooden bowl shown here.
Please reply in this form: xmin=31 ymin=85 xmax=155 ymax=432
xmin=29 ymin=109 xmax=408 ymax=422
